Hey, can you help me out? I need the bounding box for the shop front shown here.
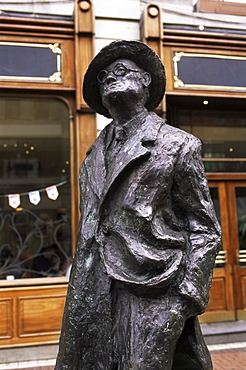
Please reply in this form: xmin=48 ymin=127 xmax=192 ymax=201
xmin=143 ymin=3 xmax=246 ymax=323
xmin=0 ymin=0 xmax=96 ymax=348
xmin=1 ymin=0 xmax=246 ymax=350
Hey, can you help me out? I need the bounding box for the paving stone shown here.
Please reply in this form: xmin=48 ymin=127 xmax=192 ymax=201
xmin=211 ymin=346 xmax=246 ymax=370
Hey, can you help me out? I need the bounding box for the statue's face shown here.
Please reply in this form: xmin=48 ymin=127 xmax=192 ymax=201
xmin=98 ymin=59 xmax=150 ymax=109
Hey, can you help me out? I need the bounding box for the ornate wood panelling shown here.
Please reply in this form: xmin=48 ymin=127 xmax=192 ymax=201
xmin=0 ymin=17 xmax=75 ymax=91
xmin=0 ymin=298 xmax=12 ymax=339
xmin=18 ymin=295 xmax=65 ymax=337
xmin=198 ymin=0 xmax=246 ymax=16
xmin=0 ymin=285 xmax=67 ymax=347
xmin=207 ymin=278 xmax=227 ymax=312
xmin=74 ymin=0 xmax=94 ymax=110
xmin=242 ymin=274 xmax=246 ymax=308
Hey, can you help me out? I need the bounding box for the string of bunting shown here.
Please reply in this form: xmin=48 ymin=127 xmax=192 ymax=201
xmin=0 ymin=180 xmax=69 ymax=209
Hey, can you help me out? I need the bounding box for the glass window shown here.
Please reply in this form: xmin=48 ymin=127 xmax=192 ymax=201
xmin=0 ymin=97 xmax=72 ymax=280
xmin=167 ymin=96 xmax=246 ymax=173
xmin=236 ymin=187 xmax=246 ymax=265
xmin=174 ymin=52 xmax=246 ymax=90
xmin=179 ymin=109 xmax=246 ymax=172
xmin=209 ymin=187 xmax=220 ymax=221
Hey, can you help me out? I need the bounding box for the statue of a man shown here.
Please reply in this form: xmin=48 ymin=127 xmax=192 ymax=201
xmin=56 ymin=40 xmax=221 ymax=370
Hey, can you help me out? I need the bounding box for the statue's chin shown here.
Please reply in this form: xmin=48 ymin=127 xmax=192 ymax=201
xmin=102 ymin=88 xmax=143 ymax=112
xmin=102 ymin=90 xmax=126 ymax=111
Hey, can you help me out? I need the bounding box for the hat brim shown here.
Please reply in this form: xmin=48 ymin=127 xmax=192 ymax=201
xmin=83 ymin=40 xmax=166 ymax=118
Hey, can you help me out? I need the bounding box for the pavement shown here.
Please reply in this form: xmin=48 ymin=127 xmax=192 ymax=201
xmin=210 ymin=342 xmax=246 ymax=370
xmin=2 ymin=343 xmax=246 ymax=370
xmin=1 ymin=325 xmax=246 ymax=370
xmin=16 ymin=367 xmax=54 ymax=370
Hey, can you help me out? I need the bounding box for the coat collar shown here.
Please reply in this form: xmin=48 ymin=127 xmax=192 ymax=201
xmin=85 ymin=111 xmax=164 ymax=199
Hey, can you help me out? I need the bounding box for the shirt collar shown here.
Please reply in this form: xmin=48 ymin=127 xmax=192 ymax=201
xmin=112 ymin=109 xmax=149 ymax=139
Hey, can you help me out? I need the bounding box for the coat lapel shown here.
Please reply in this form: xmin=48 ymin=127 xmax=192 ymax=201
xmin=84 ymin=112 xmax=163 ymax=203
xmin=101 ymin=136 xmax=149 ymax=201
xmin=101 ymin=112 xmax=163 ymax=203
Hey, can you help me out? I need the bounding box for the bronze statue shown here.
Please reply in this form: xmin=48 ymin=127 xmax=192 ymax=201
xmin=56 ymin=40 xmax=221 ymax=370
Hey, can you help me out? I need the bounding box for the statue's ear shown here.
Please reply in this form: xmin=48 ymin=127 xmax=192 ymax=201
xmin=141 ymin=72 xmax=151 ymax=88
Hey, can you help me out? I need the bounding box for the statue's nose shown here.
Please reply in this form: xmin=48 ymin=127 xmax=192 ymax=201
xmin=105 ymin=72 xmax=117 ymax=84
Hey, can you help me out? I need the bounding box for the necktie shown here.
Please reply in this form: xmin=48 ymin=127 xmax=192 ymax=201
xmin=106 ymin=125 xmax=127 ymax=169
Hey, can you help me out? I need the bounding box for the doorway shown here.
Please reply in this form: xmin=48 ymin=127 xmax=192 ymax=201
xmin=203 ymin=181 xmax=246 ymax=322
xmin=166 ymin=94 xmax=246 ymax=322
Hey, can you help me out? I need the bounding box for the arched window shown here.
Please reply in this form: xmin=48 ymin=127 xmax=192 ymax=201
xmin=0 ymin=96 xmax=72 ymax=280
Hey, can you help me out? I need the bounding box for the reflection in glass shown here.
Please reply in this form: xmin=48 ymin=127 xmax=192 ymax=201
xmin=0 ymin=208 xmax=71 ymax=278
xmin=0 ymin=97 xmax=72 ymax=279
xmin=236 ymin=187 xmax=246 ymax=264
xmin=209 ymin=187 xmax=226 ymax=267
xmin=209 ymin=187 xmax=220 ymax=222
xmin=0 ymin=42 xmax=61 ymax=81
xmin=177 ymin=108 xmax=246 ymax=172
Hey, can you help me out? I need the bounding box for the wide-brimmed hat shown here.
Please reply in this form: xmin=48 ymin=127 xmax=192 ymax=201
xmin=83 ymin=40 xmax=166 ymax=118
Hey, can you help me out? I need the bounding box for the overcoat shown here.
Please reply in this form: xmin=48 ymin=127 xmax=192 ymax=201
xmin=56 ymin=111 xmax=221 ymax=370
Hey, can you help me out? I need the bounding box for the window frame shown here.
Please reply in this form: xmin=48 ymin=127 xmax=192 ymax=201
xmin=198 ymin=0 xmax=246 ymax=16
xmin=0 ymin=93 xmax=77 ymax=287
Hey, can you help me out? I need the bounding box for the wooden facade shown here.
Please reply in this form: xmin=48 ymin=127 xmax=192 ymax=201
xmin=142 ymin=4 xmax=246 ymax=323
xmin=0 ymin=0 xmax=96 ymax=348
xmin=0 ymin=281 xmax=68 ymax=347
xmin=198 ymin=0 xmax=246 ymax=16
xmin=1 ymin=0 xmax=246 ymax=350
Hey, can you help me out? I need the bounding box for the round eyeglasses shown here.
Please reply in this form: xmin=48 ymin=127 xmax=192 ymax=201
xmin=97 ymin=63 xmax=140 ymax=84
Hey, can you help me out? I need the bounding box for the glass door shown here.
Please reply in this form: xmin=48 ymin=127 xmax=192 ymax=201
xmin=202 ymin=181 xmax=246 ymax=322
xmin=201 ymin=182 xmax=236 ymax=322
xmin=227 ymin=182 xmax=246 ymax=320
